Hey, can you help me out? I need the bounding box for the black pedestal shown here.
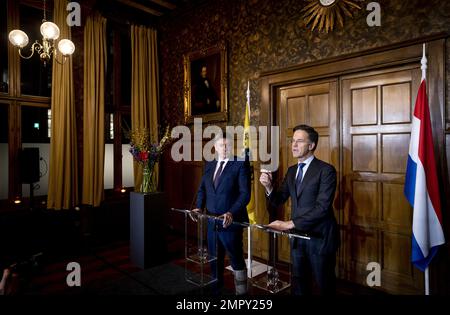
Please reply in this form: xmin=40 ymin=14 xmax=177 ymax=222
xmin=130 ymin=191 xmax=168 ymax=269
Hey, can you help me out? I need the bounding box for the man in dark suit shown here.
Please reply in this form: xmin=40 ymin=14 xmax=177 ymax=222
xmin=194 ymin=132 xmax=250 ymax=294
xmin=259 ymin=124 xmax=339 ymax=295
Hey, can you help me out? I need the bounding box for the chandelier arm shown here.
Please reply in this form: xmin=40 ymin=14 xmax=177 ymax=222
xmin=18 ymin=42 xmax=43 ymax=59
xmin=9 ymin=0 xmax=75 ymax=64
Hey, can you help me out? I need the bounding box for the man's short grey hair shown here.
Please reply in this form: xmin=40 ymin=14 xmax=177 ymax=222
xmin=214 ymin=131 xmax=233 ymax=142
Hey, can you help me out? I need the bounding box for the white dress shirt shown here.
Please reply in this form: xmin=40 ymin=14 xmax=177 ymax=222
xmin=213 ymin=158 xmax=229 ymax=180
xmin=295 ymin=155 xmax=315 ymax=182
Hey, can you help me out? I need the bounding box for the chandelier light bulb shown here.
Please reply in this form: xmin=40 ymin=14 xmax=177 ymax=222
xmin=58 ymin=39 xmax=75 ymax=56
xmin=8 ymin=30 xmax=29 ymax=48
xmin=40 ymin=21 xmax=60 ymax=40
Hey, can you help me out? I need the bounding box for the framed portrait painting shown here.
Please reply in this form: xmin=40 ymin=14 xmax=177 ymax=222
xmin=183 ymin=43 xmax=228 ymax=124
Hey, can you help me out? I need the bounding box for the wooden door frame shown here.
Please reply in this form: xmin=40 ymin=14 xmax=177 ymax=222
xmin=260 ymin=34 xmax=446 ymax=140
xmin=259 ymin=34 xmax=447 ymax=292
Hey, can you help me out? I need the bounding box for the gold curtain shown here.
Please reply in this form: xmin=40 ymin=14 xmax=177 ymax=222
xmin=81 ymin=14 xmax=107 ymax=206
xmin=47 ymin=0 xmax=78 ymax=210
xmin=131 ymin=25 xmax=159 ymax=190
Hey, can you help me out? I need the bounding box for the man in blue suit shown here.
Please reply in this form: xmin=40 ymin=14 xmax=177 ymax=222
xmin=260 ymin=124 xmax=339 ymax=295
xmin=194 ymin=132 xmax=250 ymax=295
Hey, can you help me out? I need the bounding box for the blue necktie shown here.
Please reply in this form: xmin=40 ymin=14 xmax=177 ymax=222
xmin=214 ymin=161 xmax=225 ymax=189
xmin=295 ymin=163 xmax=306 ymax=196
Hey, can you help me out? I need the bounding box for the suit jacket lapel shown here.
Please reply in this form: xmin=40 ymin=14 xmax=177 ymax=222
xmin=288 ymin=166 xmax=296 ymax=197
xmin=209 ymin=160 xmax=218 ymax=191
xmin=297 ymin=158 xmax=318 ymax=198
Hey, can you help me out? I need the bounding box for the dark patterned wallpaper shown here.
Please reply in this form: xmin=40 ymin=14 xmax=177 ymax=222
xmin=158 ymin=0 xmax=450 ymax=127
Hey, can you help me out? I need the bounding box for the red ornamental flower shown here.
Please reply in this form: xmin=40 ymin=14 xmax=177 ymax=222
xmin=139 ymin=151 xmax=149 ymax=161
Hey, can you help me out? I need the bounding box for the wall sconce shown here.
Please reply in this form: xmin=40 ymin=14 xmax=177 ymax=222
xmin=8 ymin=0 xmax=75 ymax=65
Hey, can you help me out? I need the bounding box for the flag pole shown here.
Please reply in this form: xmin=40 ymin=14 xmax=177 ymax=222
xmin=246 ymin=80 xmax=253 ymax=277
xmin=421 ymin=43 xmax=430 ymax=296
xmin=421 ymin=43 xmax=427 ymax=81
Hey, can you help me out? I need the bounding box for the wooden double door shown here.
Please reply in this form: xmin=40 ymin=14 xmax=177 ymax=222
xmin=276 ymin=64 xmax=423 ymax=294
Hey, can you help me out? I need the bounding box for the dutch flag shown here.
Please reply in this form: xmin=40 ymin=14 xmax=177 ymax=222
xmin=404 ymin=78 xmax=445 ymax=272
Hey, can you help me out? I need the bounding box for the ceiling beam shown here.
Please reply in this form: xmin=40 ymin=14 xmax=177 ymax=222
xmin=117 ymin=0 xmax=163 ymax=16
xmin=148 ymin=0 xmax=177 ymax=10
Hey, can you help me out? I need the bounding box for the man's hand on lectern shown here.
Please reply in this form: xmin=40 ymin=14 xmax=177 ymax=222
xmin=267 ymin=220 xmax=294 ymax=231
xmin=190 ymin=208 xmax=202 ymax=222
xmin=219 ymin=212 xmax=233 ymax=228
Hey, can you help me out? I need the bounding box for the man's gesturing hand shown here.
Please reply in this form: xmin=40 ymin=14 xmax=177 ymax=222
xmin=259 ymin=170 xmax=273 ymax=194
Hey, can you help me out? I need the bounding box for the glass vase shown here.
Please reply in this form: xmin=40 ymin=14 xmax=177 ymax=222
xmin=141 ymin=163 xmax=157 ymax=193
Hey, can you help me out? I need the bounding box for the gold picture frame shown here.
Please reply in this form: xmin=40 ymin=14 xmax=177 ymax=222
xmin=183 ymin=43 xmax=228 ymax=124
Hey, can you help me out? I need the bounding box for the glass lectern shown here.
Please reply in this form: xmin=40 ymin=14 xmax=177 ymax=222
xmin=250 ymin=224 xmax=310 ymax=294
xmin=170 ymin=208 xmax=310 ymax=294
xmin=172 ymin=208 xmax=218 ymax=287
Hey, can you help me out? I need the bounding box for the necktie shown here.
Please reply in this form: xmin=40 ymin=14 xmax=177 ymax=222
xmin=295 ymin=163 xmax=306 ymax=196
xmin=214 ymin=161 xmax=225 ymax=189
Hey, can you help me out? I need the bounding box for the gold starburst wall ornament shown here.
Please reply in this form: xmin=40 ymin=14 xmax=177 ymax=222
xmin=301 ymin=0 xmax=363 ymax=33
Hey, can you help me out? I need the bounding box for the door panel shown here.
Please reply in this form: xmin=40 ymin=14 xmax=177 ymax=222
xmin=341 ymin=65 xmax=423 ymax=294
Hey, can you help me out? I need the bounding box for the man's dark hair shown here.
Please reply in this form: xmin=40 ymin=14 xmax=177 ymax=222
xmin=293 ymin=124 xmax=319 ymax=151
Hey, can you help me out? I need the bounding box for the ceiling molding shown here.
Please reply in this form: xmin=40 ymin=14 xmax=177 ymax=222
xmin=148 ymin=0 xmax=176 ymax=10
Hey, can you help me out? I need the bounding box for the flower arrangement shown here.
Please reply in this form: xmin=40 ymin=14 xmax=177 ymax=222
xmin=129 ymin=126 xmax=172 ymax=193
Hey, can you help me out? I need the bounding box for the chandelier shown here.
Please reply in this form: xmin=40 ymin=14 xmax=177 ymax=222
xmin=8 ymin=0 xmax=75 ymax=65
